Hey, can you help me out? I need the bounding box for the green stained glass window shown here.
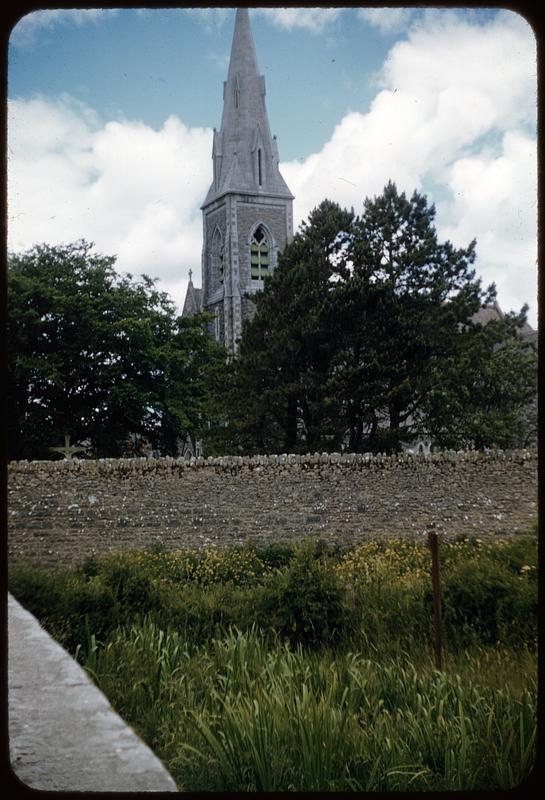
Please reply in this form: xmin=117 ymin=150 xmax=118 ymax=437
xmin=250 ymin=226 xmax=270 ymax=280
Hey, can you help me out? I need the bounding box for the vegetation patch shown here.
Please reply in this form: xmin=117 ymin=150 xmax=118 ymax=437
xmin=9 ymin=533 xmax=537 ymax=791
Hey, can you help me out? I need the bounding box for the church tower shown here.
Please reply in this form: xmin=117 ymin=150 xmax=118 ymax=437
xmin=200 ymin=8 xmax=294 ymax=352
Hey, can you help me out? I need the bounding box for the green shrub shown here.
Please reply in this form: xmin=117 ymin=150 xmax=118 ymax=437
xmin=441 ymin=559 xmax=537 ymax=647
xmin=10 ymin=534 xmax=537 ymax=656
xmin=8 ymin=562 xmax=119 ymax=651
xmin=81 ymin=554 xmax=100 ymax=578
xmin=486 ymin=535 xmax=537 ymax=576
xmin=60 ymin=578 xmax=118 ymax=650
xmin=191 ymin=547 xmax=271 ymax=587
xmin=252 ymin=541 xmax=296 ymax=570
xmin=88 ymin=554 xmax=164 ymax=619
xmin=150 ymin=549 xmax=200 ymax=583
xmin=161 ymin=582 xmax=261 ymax=645
xmin=257 ymin=544 xmax=350 ymax=648
xmin=9 ymin=562 xmax=64 ymax=619
xmin=8 ymin=562 xmax=69 ymax=639
xmin=353 ymin=580 xmax=432 ymax=657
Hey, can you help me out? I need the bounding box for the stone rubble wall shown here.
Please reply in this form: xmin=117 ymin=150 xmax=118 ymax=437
xmin=8 ymin=450 xmax=538 ymax=569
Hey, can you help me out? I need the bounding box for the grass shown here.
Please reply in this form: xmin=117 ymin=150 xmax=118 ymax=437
xmin=75 ymin=622 xmax=537 ymax=791
xmin=9 ymin=532 xmax=538 ymax=791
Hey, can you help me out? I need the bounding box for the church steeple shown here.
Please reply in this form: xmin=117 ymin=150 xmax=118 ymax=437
xmin=198 ymin=8 xmax=294 ymax=354
xmin=204 ymin=8 xmax=293 ymax=204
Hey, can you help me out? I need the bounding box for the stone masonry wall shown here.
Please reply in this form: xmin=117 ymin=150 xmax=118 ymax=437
xmin=8 ymin=450 xmax=537 ymax=569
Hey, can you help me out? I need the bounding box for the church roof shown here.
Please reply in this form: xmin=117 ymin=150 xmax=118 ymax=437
xmin=470 ymin=299 xmax=503 ymax=326
xmin=181 ymin=275 xmax=203 ymax=318
xmin=203 ymin=8 xmax=293 ymax=206
xmin=471 ymin=299 xmax=537 ymax=344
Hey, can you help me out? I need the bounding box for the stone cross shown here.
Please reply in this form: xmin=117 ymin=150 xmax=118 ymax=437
xmin=49 ymin=433 xmax=89 ymax=460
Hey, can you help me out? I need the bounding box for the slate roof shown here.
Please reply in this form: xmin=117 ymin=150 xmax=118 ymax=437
xmin=471 ymin=300 xmax=537 ymax=345
xmin=202 ymin=8 xmax=293 ymax=207
xmin=181 ymin=279 xmax=203 ymax=318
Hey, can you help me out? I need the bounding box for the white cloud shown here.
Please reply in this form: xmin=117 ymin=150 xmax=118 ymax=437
xmin=280 ymin=10 xmax=537 ymax=325
xmin=10 ymin=9 xmax=118 ymax=47
xmin=438 ymin=131 xmax=537 ymax=318
xmin=358 ymin=8 xmax=415 ymax=35
xmin=380 ymin=10 xmax=535 ymax=131
xmin=185 ymin=8 xmax=231 ymax=32
xmin=186 ymin=7 xmax=342 ymax=33
xmin=7 ymin=10 xmax=538 ymax=326
xmin=8 ymin=96 xmax=212 ymax=312
xmin=254 ymin=8 xmax=342 ymax=33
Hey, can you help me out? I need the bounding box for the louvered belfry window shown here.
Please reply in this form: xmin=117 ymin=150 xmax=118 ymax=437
xmin=250 ymin=225 xmax=269 ymax=280
xmin=213 ymin=228 xmax=224 ymax=284
xmin=219 ymin=243 xmax=224 ymax=283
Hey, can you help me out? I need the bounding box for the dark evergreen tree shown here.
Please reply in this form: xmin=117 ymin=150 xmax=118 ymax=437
xmin=209 ymin=201 xmax=354 ymax=454
xmin=338 ymin=181 xmax=484 ymax=451
xmin=424 ymin=306 xmax=537 ymax=449
xmin=224 ymin=184 xmax=536 ymax=453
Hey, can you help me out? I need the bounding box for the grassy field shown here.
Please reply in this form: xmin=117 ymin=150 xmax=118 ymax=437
xmin=9 ymin=533 xmax=538 ymax=791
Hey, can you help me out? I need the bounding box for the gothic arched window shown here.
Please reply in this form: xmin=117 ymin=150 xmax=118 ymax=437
xmin=212 ymin=228 xmax=224 ymax=284
xmin=250 ymin=225 xmax=270 ymax=280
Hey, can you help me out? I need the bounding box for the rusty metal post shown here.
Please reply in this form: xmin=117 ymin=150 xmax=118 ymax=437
xmin=428 ymin=531 xmax=443 ymax=670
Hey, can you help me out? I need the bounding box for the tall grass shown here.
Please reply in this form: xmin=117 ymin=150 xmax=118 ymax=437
xmin=77 ymin=621 xmax=536 ymax=791
xmin=9 ymin=533 xmax=537 ymax=790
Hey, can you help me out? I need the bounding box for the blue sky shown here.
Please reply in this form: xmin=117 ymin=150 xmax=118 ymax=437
xmin=9 ymin=7 xmax=393 ymax=159
xmin=8 ymin=7 xmax=538 ymax=326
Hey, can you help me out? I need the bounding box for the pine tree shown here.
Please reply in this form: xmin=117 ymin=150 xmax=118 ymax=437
xmin=217 ymin=201 xmax=354 ymax=453
xmin=224 ymin=184 xmax=536 ymax=453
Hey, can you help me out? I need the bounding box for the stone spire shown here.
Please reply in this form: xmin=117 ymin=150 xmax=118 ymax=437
xmin=203 ymin=8 xmax=293 ymax=204
xmin=198 ymin=7 xmax=294 ymax=354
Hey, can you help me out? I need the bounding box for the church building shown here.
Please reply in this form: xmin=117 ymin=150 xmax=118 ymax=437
xmin=182 ymin=8 xmax=294 ymax=353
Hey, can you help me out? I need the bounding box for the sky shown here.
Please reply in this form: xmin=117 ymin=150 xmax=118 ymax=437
xmin=7 ymin=6 xmax=538 ymax=327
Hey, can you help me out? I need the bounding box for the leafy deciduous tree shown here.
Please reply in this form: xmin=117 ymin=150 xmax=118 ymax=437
xmin=8 ymin=241 xmax=228 ymax=459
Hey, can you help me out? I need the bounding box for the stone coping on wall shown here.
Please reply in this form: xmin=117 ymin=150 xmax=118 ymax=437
xmin=7 ymin=448 xmax=538 ymax=475
xmin=8 ymin=593 xmax=178 ymax=791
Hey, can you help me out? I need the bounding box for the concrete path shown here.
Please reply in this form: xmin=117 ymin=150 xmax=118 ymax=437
xmin=8 ymin=593 xmax=178 ymax=792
